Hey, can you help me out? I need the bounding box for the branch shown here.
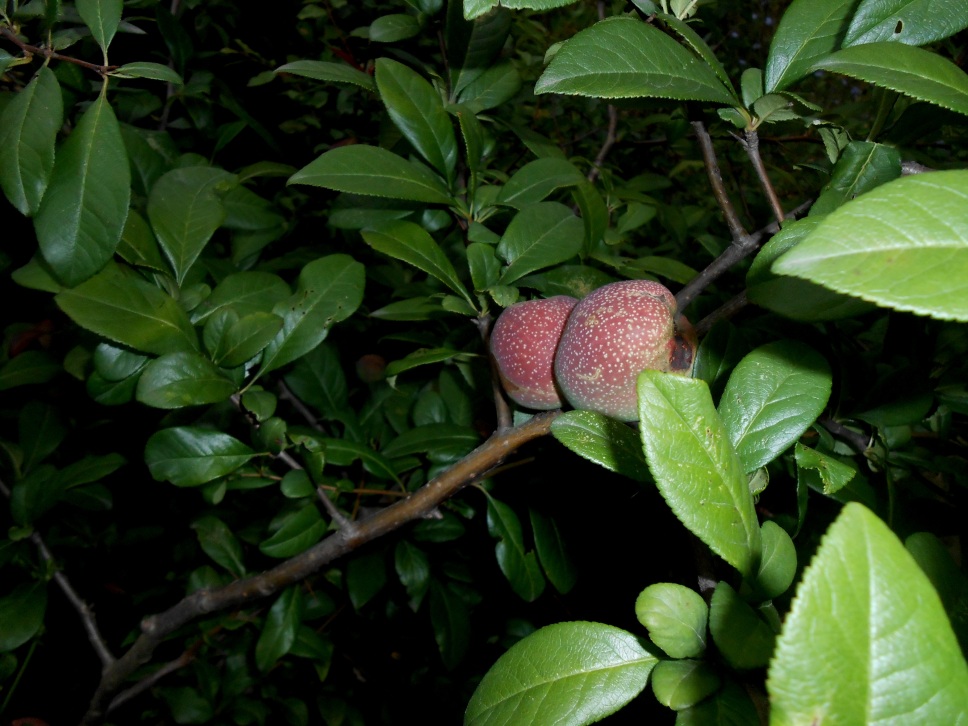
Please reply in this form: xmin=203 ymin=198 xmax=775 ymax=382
xmin=587 ymin=104 xmax=618 ymax=183
xmin=0 ymin=477 xmax=116 ymax=672
xmin=0 ymin=27 xmax=118 ymax=75
xmin=690 ymin=119 xmax=749 ymax=245
xmin=741 ymin=129 xmax=785 ymax=225
xmin=80 ymin=410 xmax=560 ymax=724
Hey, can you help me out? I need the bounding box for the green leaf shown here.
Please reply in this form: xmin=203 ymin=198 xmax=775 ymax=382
xmin=283 ymin=343 xmax=350 ymax=421
xmin=550 ymin=410 xmax=651 ymax=482
xmin=110 ymin=61 xmax=185 ymax=84
xmin=145 ymin=426 xmax=255 ymax=487
xmin=384 ymin=347 xmax=466 ymax=377
xmin=465 ymin=621 xmax=659 ymax=725
xmin=289 ymin=144 xmax=453 ymax=204
xmin=260 ymin=254 xmax=365 ymax=374
xmin=535 ymin=16 xmax=736 ymax=105
xmin=455 ymin=60 xmax=522 ymax=113
xmin=395 ymin=541 xmax=430 ymax=610
xmin=147 ymin=166 xmax=236 ymax=285
xmin=255 ymin=587 xmax=303 ymax=672
xmin=844 ymin=0 xmax=968 ymax=47
xmin=430 ymin=581 xmax=470 ymax=670
xmin=369 ymin=13 xmax=422 ymax=42
xmin=496 ymin=158 xmax=585 ymax=209
xmin=747 ymin=217 xmax=876 ymax=321
xmin=136 ymin=352 xmax=237 ymax=409
xmin=77 ymin=0 xmax=123 ymax=54
xmin=655 ymin=12 xmax=736 ymax=96
xmin=55 ymin=262 xmax=199 ymax=355
xmin=773 ymin=170 xmax=968 ymax=321
xmin=496 ymin=202 xmax=584 ymax=285
xmin=651 ymin=659 xmax=721 ymax=711
xmin=58 ymin=453 xmax=125 ymax=490
xmin=0 ymin=351 xmax=60 ymax=390
xmin=0 ymin=66 xmax=62 ymax=215
xmin=259 ymin=504 xmax=328 ymax=558
xmin=809 ymin=42 xmax=968 ymax=117
xmin=530 ymin=509 xmax=578 ymax=595
xmin=375 ymin=58 xmax=457 ymax=182
xmin=118 ymin=208 xmax=166 ymax=272
xmin=204 ymin=310 xmax=283 ymax=368
xmin=380 ymin=423 xmax=478 ymax=461
xmin=635 ymin=583 xmax=708 ymax=659
xmin=362 ymin=220 xmax=472 ymax=305
xmin=19 ymin=401 xmax=65 ymax=474
xmin=637 ymin=372 xmax=761 ymax=577
xmin=191 ymin=271 xmax=291 ymax=324
xmin=192 ymin=515 xmax=246 ymax=578
xmin=462 ymin=0 xmax=576 ymax=20
xmin=274 ymin=60 xmax=375 ymax=91
xmin=486 ymin=496 xmax=545 ymax=602
xmin=764 ymin=0 xmax=856 ymax=93
xmin=10 ymin=464 xmax=64 ymax=524
xmin=754 ymin=520 xmax=797 ymax=600
xmin=794 ymin=443 xmax=857 ymax=495
xmin=674 ymin=679 xmax=760 ymax=725
xmin=768 ymin=503 xmax=968 ymax=723
xmin=905 ymin=532 xmax=968 ymax=652
xmin=718 ymin=341 xmax=832 ymax=474
xmin=318 ymin=438 xmax=400 ymax=483
xmin=709 ymin=582 xmax=775 ymax=670
xmin=809 ymin=140 xmax=901 ymax=216
xmin=34 ymin=94 xmax=131 ymax=286
xmin=346 ymin=550 xmax=387 ymax=610
xmin=0 ymin=582 xmax=47 ymax=652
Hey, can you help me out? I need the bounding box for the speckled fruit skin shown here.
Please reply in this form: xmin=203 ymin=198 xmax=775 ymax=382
xmin=490 ymin=295 xmax=579 ymax=410
xmin=554 ymin=280 xmax=696 ymax=422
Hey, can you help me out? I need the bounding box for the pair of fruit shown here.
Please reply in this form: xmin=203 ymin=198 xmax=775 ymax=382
xmin=490 ymin=280 xmax=696 ymax=422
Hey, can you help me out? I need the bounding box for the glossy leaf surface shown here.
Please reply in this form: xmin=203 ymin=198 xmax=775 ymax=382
xmin=145 ymin=426 xmax=255 ymax=487
xmin=136 ymin=352 xmax=237 ymax=409
xmin=844 ymin=0 xmax=968 ymax=47
xmin=496 ymin=202 xmax=584 ymax=285
xmin=550 ymin=410 xmax=651 ymax=482
xmin=635 ymin=583 xmax=708 ymax=659
xmin=765 ymin=0 xmax=856 ymax=92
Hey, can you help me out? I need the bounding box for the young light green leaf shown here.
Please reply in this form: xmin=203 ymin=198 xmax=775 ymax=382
xmin=754 ymin=520 xmax=797 ymax=600
xmin=773 ymin=170 xmax=968 ymax=321
xmin=709 ymin=582 xmax=775 ymax=670
xmin=260 ymin=254 xmax=365 ymax=374
xmin=255 ymin=587 xmax=303 ymax=672
xmin=635 ymin=582 xmax=708 ymax=659
xmin=764 ymin=0 xmax=856 ymax=93
xmin=535 ymin=16 xmax=736 ymax=105
xmin=0 ymin=582 xmax=47 ymax=652
xmin=496 ymin=202 xmax=584 ymax=285
xmin=530 ymin=509 xmax=578 ymax=595
xmin=147 ymin=166 xmax=236 ymax=285
xmin=844 ymin=0 xmax=968 ymax=47
xmin=795 ymin=443 xmax=857 ymax=495
xmin=462 ymin=0 xmax=576 ymax=21
xmin=55 ymin=262 xmax=199 ymax=355
xmin=362 ymin=220 xmax=472 ymax=305
xmin=496 ymin=158 xmax=585 ymax=209
xmin=465 ymin=621 xmax=659 ymax=725
xmin=288 ymin=144 xmax=453 ymax=204
xmin=768 ymin=503 xmax=968 ymax=724
xmin=550 ymin=410 xmax=651 ymax=482
xmin=486 ymin=496 xmax=545 ymax=602
xmin=77 ymin=0 xmax=123 ymax=54
xmin=110 ymin=61 xmax=185 ymax=84
xmin=375 ymin=58 xmax=457 ymax=183
xmin=637 ymin=372 xmax=761 ymax=577
xmin=145 ymin=426 xmax=255 ymax=487
xmin=191 ymin=515 xmax=246 ymax=578
xmin=651 ymin=659 xmax=721 ymax=711
xmin=810 ymin=42 xmax=968 ymax=117
xmin=274 ymin=60 xmax=376 ymax=91
xmin=135 ymin=352 xmax=237 ymax=409
xmin=0 ymin=65 xmax=62 ymax=215
xmin=35 ymin=94 xmax=131 ymax=286
xmin=718 ymin=341 xmax=832 ymax=474
xmin=259 ymin=504 xmax=328 ymax=558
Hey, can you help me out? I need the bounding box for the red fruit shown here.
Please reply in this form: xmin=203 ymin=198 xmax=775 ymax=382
xmin=490 ymin=295 xmax=579 ymax=410
xmin=553 ymin=280 xmax=696 ymax=421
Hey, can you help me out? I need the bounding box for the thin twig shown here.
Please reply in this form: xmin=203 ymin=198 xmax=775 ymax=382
xmin=80 ymin=410 xmax=560 ymax=724
xmin=587 ymin=104 xmax=618 ymax=183
xmin=105 ymin=648 xmax=196 ymax=714
xmin=317 ymin=486 xmax=355 ymax=531
xmin=741 ymin=129 xmax=785 ymax=226
xmin=0 ymin=27 xmax=117 ymax=75
xmin=690 ymin=119 xmax=749 ymax=244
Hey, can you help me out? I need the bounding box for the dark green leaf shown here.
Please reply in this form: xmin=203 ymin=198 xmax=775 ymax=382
xmin=674 ymin=680 xmax=760 ymax=725
xmin=255 ymin=587 xmax=303 ymax=672
xmin=530 ymin=509 xmax=578 ymax=595
xmin=845 ymin=0 xmax=968 ymax=47
xmin=380 ymin=423 xmax=479 ymax=460
xmin=718 ymin=341 xmax=832 ymax=473
xmin=111 ymin=61 xmax=184 ymax=84
xmin=768 ymin=503 xmax=968 ymax=722
xmin=55 ymin=262 xmax=199 ymax=355
xmin=136 ymin=352 xmax=236 ymax=409
xmin=289 ymin=144 xmax=453 ymax=204
xmin=35 ymin=94 xmax=130 ymax=286
xmin=346 ymin=550 xmax=387 ymax=610
xmin=810 ymin=140 xmax=901 ymax=216
xmin=465 ymin=621 xmax=659 ymax=725
xmin=0 ymin=582 xmax=47 ymax=652
xmin=0 ymin=66 xmax=62 ymax=215
xmin=535 ymin=16 xmax=737 ymax=105
xmin=77 ymin=0 xmax=123 ymax=53
xmin=709 ymin=582 xmax=775 ymax=670
xmin=395 ymin=541 xmax=430 ymax=610
xmin=283 ymin=343 xmax=350 ymax=420
xmin=0 ymin=351 xmax=60 ymax=390
xmin=496 ymin=202 xmax=584 ymax=285
xmin=275 ymin=60 xmax=375 ymax=91
xmin=145 ymin=427 xmax=255 ymax=487
xmin=906 ymin=532 xmax=968 ymax=651
xmin=259 ymin=504 xmax=328 ymax=558
xmin=19 ymin=401 xmax=65 ymax=474
xmin=455 ymin=60 xmax=521 ymax=113
xmin=637 ymin=372 xmax=761 ymax=577
xmin=496 ymin=158 xmax=585 ymax=209
xmin=764 ymin=0 xmax=856 ymax=92
xmin=486 ymin=496 xmax=545 ymax=602
xmin=190 ymin=271 xmax=291 ymax=324
xmin=203 ymin=310 xmax=283 ymax=368
xmin=369 ymin=13 xmax=421 ymax=42
xmin=192 ymin=515 xmax=246 ymax=578
xmin=430 ymin=581 xmax=470 ymax=670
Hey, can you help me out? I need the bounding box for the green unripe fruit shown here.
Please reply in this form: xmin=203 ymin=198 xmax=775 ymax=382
xmin=490 ymin=295 xmax=579 ymax=410
xmin=553 ymin=280 xmax=696 ymax=422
